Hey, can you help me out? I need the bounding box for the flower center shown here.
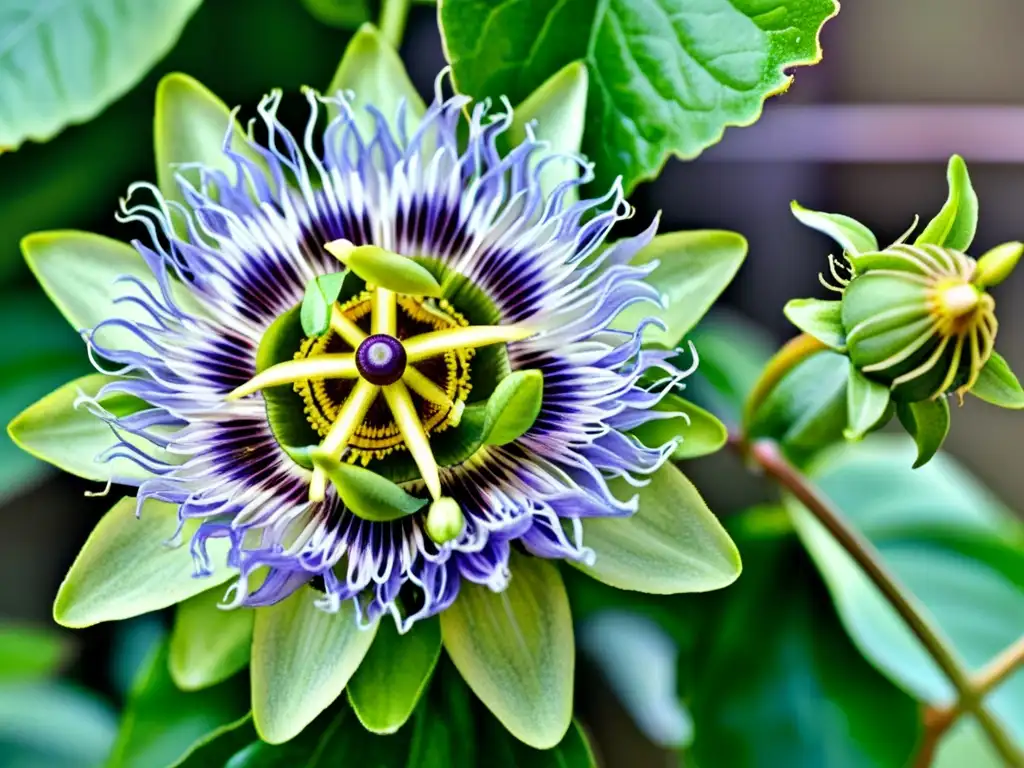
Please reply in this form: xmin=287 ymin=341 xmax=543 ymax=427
xmin=293 ymin=291 xmax=473 ymax=463
xmin=356 ymin=334 xmax=407 ymax=385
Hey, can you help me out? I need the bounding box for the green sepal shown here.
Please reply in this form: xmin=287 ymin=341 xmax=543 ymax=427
xmin=440 ymin=552 xmax=573 ymax=749
xmin=8 ymin=373 xmax=165 ymax=483
xmin=251 ymin=586 xmax=378 ymax=744
xmin=310 ymin=450 xmax=429 ymax=521
xmin=915 ymin=154 xmax=978 ymax=251
xmin=328 ymin=242 xmax=443 ymax=297
xmin=482 ymin=370 xmax=543 ymax=446
xmin=155 ymin=73 xmax=264 ymax=211
xmin=845 ymin=363 xmax=891 ymax=440
xmin=783 ymin=298 xmax=846 ymax=351
xmin=574 ymin=463 xmax=740 ymax=594
xmin=300 ymin=271 xmax=348 ymax=337
xmin=508 ymin=61 xmax=588 ymax=201
xmin=169 ymin=587 xmax=253 ymax=691
xmin=791 ymin=201 xmax=878 ymax=255
xmin=973 ymin=241 xmax=1023 ymax=289
xmin=896 ymin=398 xmax=951 ymax=468
xmin=612 ymin=230 xmax=748 ymax=348
xmin=629 ymin=393 xmax=727 ymax=460
xmin=347 ymin=617 xmax=442 ymax=734
xmin=970 ymin=352 xmax=1024 ymax=409
xmin=325 ymin=23 xmax=426 ymax=138
xmin=53 ymin=498 xmax=235 ymax=628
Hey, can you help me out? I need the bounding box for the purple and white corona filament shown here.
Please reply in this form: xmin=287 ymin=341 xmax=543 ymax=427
xmin=79 ymin=77 xmax=694 ymax=631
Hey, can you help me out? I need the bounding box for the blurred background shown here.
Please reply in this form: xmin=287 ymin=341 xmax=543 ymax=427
xmin=0 ymin=0 xmax=1021 ymax=765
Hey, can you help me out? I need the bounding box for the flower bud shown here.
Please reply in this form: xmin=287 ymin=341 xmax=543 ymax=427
xmin=841 ymin=243 xmax=999 ymax=401
xmin=425 ymin=496 xmax=465 ymax=544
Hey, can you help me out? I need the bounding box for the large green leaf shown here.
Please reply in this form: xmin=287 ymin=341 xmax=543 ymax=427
xmin=326 ymin=23 xmax=425 ymax=137
xmin=0 ymin=624 xmax=71 ymax=682
xmin=0 ymin=0 xmax=202 ymax=149
xmin=689 ymin=540 xmax=921 ymax=767
xmin=169 ymin=587 xmax=254 ymax=691
xmin=788 ymin=438 xmax=1024 ymax=745
xmin=347 ymin=617 xmax=441 ymax=734
xmin=107 ymin=638 xmax=248 ymax=768
xmin=439 ymin=0 xmax=839 ymax=193
xmin=575 ymin=463 xmax=740 ymax=594
xmin=0 ymin=681 xmax=116 ymax=768
xmin=9 ymin=373 xmax=168 ymax=484
xmin=612 ymin=230 xmax=747 ymax=347
xmin=251 ymin=586 xmax=378 ymax=744
xmin=53 ymin=497 xmax=234 ymax=628
xmin=440 ymin=552 xmax=574 ymax=749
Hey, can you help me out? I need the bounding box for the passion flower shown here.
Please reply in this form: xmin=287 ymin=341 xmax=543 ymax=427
xmin=9 ymin=27 xmax=742 ymax=749
xmin=776 ymin=155 xmax=1024 ymax=466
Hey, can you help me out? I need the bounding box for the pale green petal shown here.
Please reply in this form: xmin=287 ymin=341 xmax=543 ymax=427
xmin=509 ymin=61 xmax=588 ymax=200
xmin=154 ymin=73 xmax=262 ymax=207
xmin=784 ymin=298 xmax=846 ymax=351
xmin=54 ymin=498 xmax=234 ymax=628
xmin=613 ymin=230 xmax=748 ymax=347
xmin=251 ymin=587 xmax=378 ymax=744
xmin=169 ymin=587 xmax=253 ymax=691
xmin=483 ymin=370 xmax=544 ymax=446
xmin=791 ymin=201 xmax=878 ymax=255
xmin=22 ymin=231 xmax=158 ymax=354
xmin=915 ymin=155 xmax=978 ymax=252
xmin=441 ymin=552 xmax=573 ymax=749
xmin=576 ymin=463 xmax=740 ymax=594
xmin=8 ymin=374 xmax=170 ymax=483
xmin=971 ymin=352 xmax=1024 ymax=409
xmin=325 ymin=23 xmax=425 ymax=139
xmin=347 ymin=617 xmax=441 ymax=734
xmin=845 ymin=364 xmax=891 ymax=440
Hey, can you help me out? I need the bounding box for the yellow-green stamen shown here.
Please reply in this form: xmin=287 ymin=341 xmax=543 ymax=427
xmin=383 ymin=381 xmax=441 ymax=499
xmin=229 ymin=354 xmax=359 ymax=399
xmin=404 ymin=325 xmax=533 ymax=362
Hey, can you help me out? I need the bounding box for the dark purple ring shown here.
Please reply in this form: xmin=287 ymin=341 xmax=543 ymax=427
xmin=355 ymin=334 xmax=407 ymax=385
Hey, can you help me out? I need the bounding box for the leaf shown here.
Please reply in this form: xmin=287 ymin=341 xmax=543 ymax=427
xmin=788 ymin=438 xmax=1024 ymax=745
xmin=169 ymin=587 xmax=254 ymax=691
xmin=689 ymin=539 xmax=921 ymax=768
xmin=300 ymin=272 xmax=348 ymax=337
xmin=53 ymin=497 xmax=234 ymax=628
xmin=326 ymin=23 xmax=426 ymax=137
xmin=310 ymin=451 xmax=429 ymax=521
xmin=630 ymin=394 xmax=728 ymax=460
xmin=575 ymin=463 xmax=740 ymax=594
xmin=300 ymin=0 xmax=370 ymax=28
xmin=155 ymin=73 xmax=264 ymax=209
xmin=22 ymin=230 xmax=160 ymax=354
xmin=251 ymin=586 xmax=378 ymax=744
xmin=790 ymin=201 xmax=879 ymax=255
xmin=783 ymin=298 xmax=846 ymax=351
xmin=326 ymin=242 xmax=443 ymax=297
xmin=896 ymin=397 xmax=950 ymax=468
xmin=0 ymin=682 xmax=116 ymax=768
xmin=0 ymin=0 xmax=202 ymax=149
xmin=612 ymin=230 xmax=748 ymax=347
xmin=0 ymin=624 xmax=71 ymax=682
xmin=970 ymin=352 xmax=1024 ymax=409
xmin=483 ymin=369 xmax=544 ymax=446
xmin=107 ymin=639 xmax=249 ymax=768
xmin=439 ymin=0 xmax=839 ymax=193
xmin=440 ymin=552 xmax=574 ymax=749
xmin=347 ymin=617 xmax=442 ymax=734
xmin=508 ymin=61 xmax=588 ymax=200
xmin=8 ymin=373 xmax=169 ymax=483
xmin=915 ymin=155 xmax=978 ymax=251
xmin=845 ymin=363 xmax=891 ymax=440
xmin=579 ymin=611 xmax=693 ymax=748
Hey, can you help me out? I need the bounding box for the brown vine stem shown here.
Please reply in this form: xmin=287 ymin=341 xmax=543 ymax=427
xmin=736 ymin=436 xmax=1024 ymax=766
